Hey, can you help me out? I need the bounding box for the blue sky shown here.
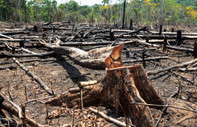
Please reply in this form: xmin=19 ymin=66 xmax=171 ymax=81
xmin=56 ymin=0 xmax=120 ymax=6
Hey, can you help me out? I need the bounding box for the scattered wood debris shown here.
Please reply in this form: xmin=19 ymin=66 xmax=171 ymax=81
xmin=0 ymin=22 xmax=197 ymax=126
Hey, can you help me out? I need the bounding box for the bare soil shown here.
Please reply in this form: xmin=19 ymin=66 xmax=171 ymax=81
xmin=0 ymin=23 xmax=197 ymax=127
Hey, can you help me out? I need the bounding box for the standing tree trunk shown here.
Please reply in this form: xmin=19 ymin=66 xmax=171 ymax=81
xmin=122 ymin=0 xmax=126 ymax=29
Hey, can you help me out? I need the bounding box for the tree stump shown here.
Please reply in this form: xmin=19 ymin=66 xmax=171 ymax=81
xmin=46 ymin=44 xmax=164 ymax=127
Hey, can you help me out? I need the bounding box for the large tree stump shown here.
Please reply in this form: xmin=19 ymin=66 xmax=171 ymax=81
xmin=46 ymin=44 xmax=164 ymax=127
xmin=104 ymin=65 xmax=162 ymax=127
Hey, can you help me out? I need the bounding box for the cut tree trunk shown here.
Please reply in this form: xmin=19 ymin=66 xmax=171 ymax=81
xmin=46 ymin=44 xmax=163 ymax=127
xmin=46 ymin=65 xmax=163 ymax=127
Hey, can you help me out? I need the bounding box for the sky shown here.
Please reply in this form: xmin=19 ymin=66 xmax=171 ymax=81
xmin=56 ymin=0 xmax=119 ymax=6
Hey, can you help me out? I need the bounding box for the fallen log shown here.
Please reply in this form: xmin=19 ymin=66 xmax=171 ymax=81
xmin=39 ymin=39 xmax=113 ymax=70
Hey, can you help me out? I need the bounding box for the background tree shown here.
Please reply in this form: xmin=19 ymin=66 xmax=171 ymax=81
xmin=0 ymin=0 xmax=196 ymax=26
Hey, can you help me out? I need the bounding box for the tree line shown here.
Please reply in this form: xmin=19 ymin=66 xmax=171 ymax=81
xmin=0 ymin=0 xmax=196 ymax=25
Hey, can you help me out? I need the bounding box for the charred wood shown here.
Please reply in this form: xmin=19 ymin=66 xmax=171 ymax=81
xmin=0 ymin=52 xmax=54 ymax=58
xmin=147 ymin=58 xmax=197 ymax=75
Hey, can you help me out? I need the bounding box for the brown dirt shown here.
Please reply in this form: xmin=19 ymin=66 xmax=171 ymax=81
xmin=0 ymin=24 xmax=197 ymax=127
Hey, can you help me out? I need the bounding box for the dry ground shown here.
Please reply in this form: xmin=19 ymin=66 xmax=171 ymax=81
xmin=0 ymin=23 xmax=197 ymax=127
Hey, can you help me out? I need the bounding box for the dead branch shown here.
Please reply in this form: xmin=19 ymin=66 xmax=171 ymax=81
xmin=0 ymin=102 xmax=49 ymax=127
xmin=179 ymin=67 xmax=197 ymax=72
xmin=1 ymin=31 xmax=28 ymax=35
xmin=0 ymin=51 xmax=54 ymax=58
xmin=13 ymin=57 xmax=55 ymax=96
xmin=20 ymin=48 xmax=39 ymax=54
xmin=130 ymin=102 xmax=197 ymax=113
xmin=131 ymin=39 xmax=193 ymax=52
xmin=0 ymin=65 xmax=16 ymax=70
xmin=0 ymin=33 xmax=12 ymax=39
xmin=59 ymin=41 xmax=112 ymax=46
xmin=172 ymin=72 xmax=195 ymax=85
xmin=0 ymin=58 xmax=56 ymax=66
xmin=123 ymin=56 xmax=168 ymax=63
xmin=147 ymin=58 xmax=197 ymax=75
xmin=89 ymin=107 xmax=131 ymax=127
xmin=0 ymin=109 xmax=20 ymax=126
xmin=0 ymin=92 xmax=22 ymax=118
xmin=150 ymin=31 xmax=197 ymax=36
